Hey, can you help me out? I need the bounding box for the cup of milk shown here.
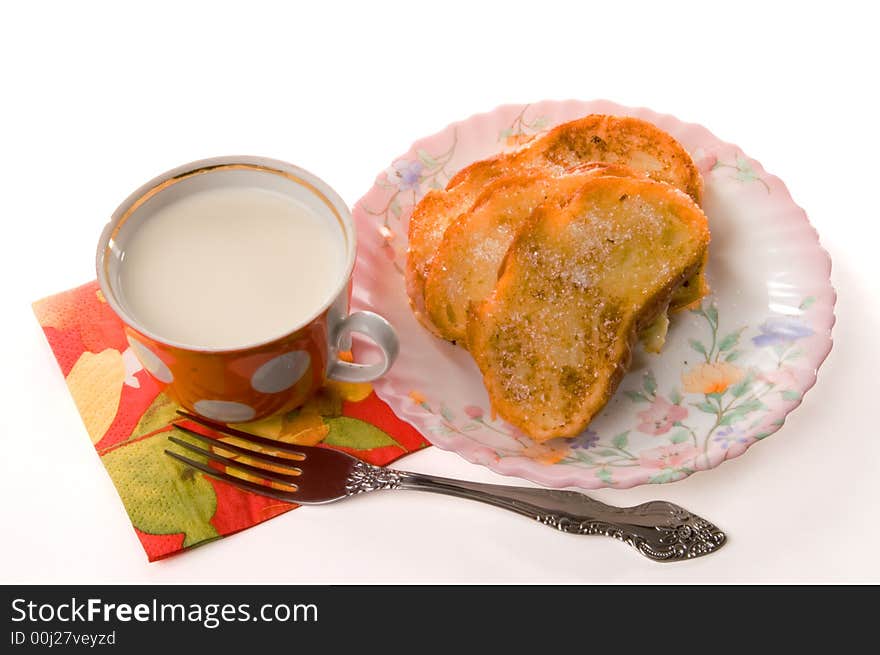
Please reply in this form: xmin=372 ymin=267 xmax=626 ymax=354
xmin=96 ymin=156 xmax=398 ymax=423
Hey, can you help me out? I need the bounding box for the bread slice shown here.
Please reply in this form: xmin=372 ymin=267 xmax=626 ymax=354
xmin=406 ymin=158 xmax=508 ymax=334
xmin=466 ymin=176 xmax=710 ymax=442
xmin=406 ymin=114 xmax=705 ymax=333
xmin=512 ymin=114 xmax=703 ymax=202
xmin=424 ymin=163 xmax=641 ymax=343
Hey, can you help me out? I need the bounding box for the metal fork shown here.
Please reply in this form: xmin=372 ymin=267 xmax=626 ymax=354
xmin=165 ymin=411 xmax=726 ymax=562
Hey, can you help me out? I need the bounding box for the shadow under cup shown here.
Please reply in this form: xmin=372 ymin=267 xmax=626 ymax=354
xmin=96 ymin=156 xmax=398 ymax=423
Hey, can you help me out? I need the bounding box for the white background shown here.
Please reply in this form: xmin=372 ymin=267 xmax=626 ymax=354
xmin=1 ymin=1 xmax=878 ymax=583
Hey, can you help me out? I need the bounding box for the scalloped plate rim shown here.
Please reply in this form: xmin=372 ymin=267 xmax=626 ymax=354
xmin=351 ymin=99 xmax=837 ymax=490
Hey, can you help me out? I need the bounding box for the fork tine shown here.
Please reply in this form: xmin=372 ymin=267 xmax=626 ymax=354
xmin=176 ymin=410 xmax=313 ymax=456
xmin=173 ymin=423 xmax=305 ymax=467
xmin=164 ymin=450 xmax=301 ymax=503
xmin=168 ymin=436 xmax=301 ymax=486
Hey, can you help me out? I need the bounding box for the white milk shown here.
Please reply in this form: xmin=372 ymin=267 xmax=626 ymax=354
xmin=117 ymin=185 xmax=346 ymax=349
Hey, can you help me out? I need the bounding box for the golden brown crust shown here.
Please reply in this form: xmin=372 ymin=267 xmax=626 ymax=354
xmin=466 ymin=176 xmax=710 ymax=442
xmin=519 ymin=114 xmax=703 ymax=204
xmin=406 ymin=159 xmax=510 ymax=332
xmin=445 ymin=152 xmax=510 ymax=189
xmin=406 ymin=115 xmax=705 ymax=333
xmin=424 ymin=164 xmax=643 ymax=342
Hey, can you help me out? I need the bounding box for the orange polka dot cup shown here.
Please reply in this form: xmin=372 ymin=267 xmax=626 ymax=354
xmin=96 ymin=156 xmax=398 ymax=423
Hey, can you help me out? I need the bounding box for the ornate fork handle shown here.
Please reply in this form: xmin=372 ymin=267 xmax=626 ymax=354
xmin=345 ymin=462 xmax=726 ymax=562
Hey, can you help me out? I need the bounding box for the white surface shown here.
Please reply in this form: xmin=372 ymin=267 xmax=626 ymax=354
xmin=1 ymin=0 xmax=878 ymax=584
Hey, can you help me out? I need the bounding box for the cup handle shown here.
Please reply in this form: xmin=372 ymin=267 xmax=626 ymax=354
xmin=328 ymin=311 xmax=399 ymax=383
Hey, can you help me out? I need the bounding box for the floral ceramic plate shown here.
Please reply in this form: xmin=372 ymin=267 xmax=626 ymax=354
xmin=351 ymin=100 xmax=835 ymax=489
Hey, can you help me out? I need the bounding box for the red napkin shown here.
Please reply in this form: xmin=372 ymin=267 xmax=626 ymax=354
xmin=33 ymin=281 xmax=430 ymax=561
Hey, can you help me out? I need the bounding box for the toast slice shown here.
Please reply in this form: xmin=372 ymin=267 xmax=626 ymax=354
xmin=406 ymin=158 xmax=508 ymax=334
xmin=424 ymin=163 xmax=642 ymax=343
xmin=406 ymin=114 xmax=705 ymax=332
xmin=466 ymin=176 xmax=710 ymax=442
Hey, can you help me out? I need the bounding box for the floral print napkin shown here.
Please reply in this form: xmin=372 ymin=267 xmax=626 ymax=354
xmin=33 ymin=281 xmax=430 ymax=561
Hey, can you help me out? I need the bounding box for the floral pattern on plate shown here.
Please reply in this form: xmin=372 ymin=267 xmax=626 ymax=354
xmin=352 ymin=99 xmax=836 ymax=489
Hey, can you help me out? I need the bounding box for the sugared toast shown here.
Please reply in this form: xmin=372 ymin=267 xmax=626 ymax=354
xmin=406 ymin=115 xmax=705 ymax=332
xmin=406 ymin=158 xmax=508 ymax=334
xmin=424 ymin=163 xmax=642 ymax=343
xmin=466 ymin=176 xmax=710 ymax=442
